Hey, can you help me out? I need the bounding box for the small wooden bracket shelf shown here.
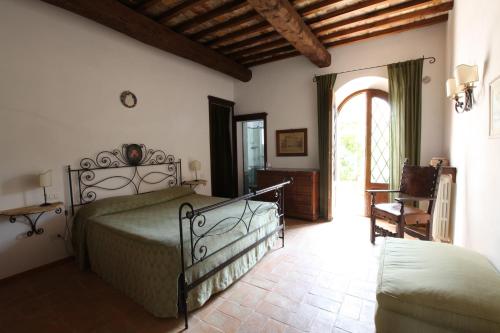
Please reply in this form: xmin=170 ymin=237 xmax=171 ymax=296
xmin=0 ymin=202 xmax=64 ymax=237
xmin=182 ymin=179 xmax=208 ymax=189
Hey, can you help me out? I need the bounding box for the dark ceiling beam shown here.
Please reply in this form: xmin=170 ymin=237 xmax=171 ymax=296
xmin=244 ymin=14 xmax=448 ymax=67
xmin=39 ymin=0 xmax=252 ymax=81
xmin=174 ymin=0 xmax=248 ymax=33
xmin=246 ymin=0 xmax=331 ymax=67
xmin=230 ymin=0 xmax=451 ymax=58
xmin=155 ymin=0 xmax=210 ymax=24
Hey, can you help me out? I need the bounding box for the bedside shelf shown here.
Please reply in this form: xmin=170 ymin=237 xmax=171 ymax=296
xmin=0 ymin=202 xmax=64 ymax=237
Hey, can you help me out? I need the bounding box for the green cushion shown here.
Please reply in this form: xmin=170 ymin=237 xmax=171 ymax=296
xmin=377 ymin=238 xmax=500 ymax=333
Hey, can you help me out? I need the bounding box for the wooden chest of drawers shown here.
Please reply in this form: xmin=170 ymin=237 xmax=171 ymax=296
xmin=256 ymin=168 xmax=320 ymax=221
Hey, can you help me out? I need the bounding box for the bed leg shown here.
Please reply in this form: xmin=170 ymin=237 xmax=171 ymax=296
xmin=178 ymin=274 xmax=189 ymax=330
xmin=183 ymin=305 xmax=188 ymax=330
xmin=281 ymin=222 xmax=285 ymax=248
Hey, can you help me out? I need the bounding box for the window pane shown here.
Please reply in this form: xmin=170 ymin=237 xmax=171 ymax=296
xmin=370 ymin=97 xmax=390 ymax=183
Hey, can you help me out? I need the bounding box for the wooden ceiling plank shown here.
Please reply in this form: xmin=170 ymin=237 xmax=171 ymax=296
xmin=245 ymin=14 xmax=449 ymax=67
xmin=136 ymin=0 xmax=164 ymax=12
xmin=40 ymin=0 xmax=252 ymax=81
xmin=320 ymin=2 xmax=454 ymax=42
xmin=226 ymin=0 xmax=435 ymax=54
xmin=156 ymin=0 xmax=211 ymax=24
xmin=231 ymin=38 xmax=289 ymax=58
xmin=190 ymin=10 xmax=261 ymax=41
xmin=217 ymin=0 xmax=347 ymax=52
xmin=209 ymin=0 xmax=387 ymax=49
xmin=208 ymin=21 xmax=271 ymax=47
xmin=200 ymin=0 xmax=302 ymax=44
xmin=175 ymin=0 xmax=248 ymax=33
xmin=313 ymin=0 xmax=433 ymax=35
xmin=307 ymin=0 xmax=387 ymax=26
xmin=298 ymin=0 xmax=344 ymax=17
xmin=324 ymin=14 xmax=449 ymax=47
xmin=237 ymin=45 xmax=296 ymax=62
xmin=220 ymin=31 xmax=281 ymax=53
xmin=244 ymin=50 xmax=300 ymax=66
xmin=246 ymin=0 xmax=331 ymax=67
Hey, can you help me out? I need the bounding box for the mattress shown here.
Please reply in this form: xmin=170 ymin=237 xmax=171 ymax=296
xmin=72 ymin=186 xmax=279 ymax=317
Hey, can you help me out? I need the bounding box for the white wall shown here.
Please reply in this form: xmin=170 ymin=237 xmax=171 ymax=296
xmin=234 ymin=23 xmax=447 ymax=170
xmin=444 ymin=0 xmax=500 ymax=269
xmin=0 ymin=0 xmax=234 ymax=279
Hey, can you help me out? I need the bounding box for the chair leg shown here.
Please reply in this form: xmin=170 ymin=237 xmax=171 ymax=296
xmin=370 ymin=214 xmax=376 ymax=244
xmin=370 ymin=193 xmax=376 ymax=244
xmin=397 ymin=215 xmax=405 ymax=238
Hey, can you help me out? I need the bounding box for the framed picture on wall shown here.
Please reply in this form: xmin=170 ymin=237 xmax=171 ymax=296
xmin=489 ymin=77 xmax=500 ymax=138
xmin=276 ymin=128 xmax=308 ymax=156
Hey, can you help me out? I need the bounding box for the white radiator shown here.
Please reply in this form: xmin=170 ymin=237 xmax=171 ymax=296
xmin=432 ymin=174 xmax=453 ymax=242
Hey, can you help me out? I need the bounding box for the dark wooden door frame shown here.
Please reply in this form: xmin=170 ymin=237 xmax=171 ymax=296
xmin=208 ymin=95 xmax=238 ymax=197
xmin=233 ymin=112 xmax=268 ymax=170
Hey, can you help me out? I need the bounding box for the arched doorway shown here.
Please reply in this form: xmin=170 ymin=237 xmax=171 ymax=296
xmin=335 ymin=89 xmax=390 ymax=217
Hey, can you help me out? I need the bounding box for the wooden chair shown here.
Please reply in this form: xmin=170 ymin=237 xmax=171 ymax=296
xmin=367 ymin=160 xmax=442 ymax=244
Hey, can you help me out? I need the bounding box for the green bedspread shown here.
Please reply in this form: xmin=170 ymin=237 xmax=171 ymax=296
xmin=72 ymin=186 xmax=279 ymax=317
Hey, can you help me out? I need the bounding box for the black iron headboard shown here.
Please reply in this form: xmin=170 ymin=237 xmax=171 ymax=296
xmin=67 ymin=144 xmax=182 ymax=215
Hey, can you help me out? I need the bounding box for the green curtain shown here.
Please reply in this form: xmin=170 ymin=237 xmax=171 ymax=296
xmin=316 ymin=73 xmax=337 ymax=220
xmin=388 ymin=58 xmax=423 ymax=191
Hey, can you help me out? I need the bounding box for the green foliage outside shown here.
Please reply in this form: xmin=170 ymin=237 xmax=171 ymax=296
xmin=339 ymin=133 xmax=363 ymax=181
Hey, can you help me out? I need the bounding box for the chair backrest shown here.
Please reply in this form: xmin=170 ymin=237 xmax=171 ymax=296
xmin=399 ymin=160 xmax=442 ymax=198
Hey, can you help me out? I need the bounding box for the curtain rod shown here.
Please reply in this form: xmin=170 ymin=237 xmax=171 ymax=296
xmin=312 ymin=56 xmax=436 ymax=82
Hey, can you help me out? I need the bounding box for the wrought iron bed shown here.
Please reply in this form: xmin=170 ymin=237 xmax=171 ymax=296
xmin=67 ymin=144 xmax=290 ymax=328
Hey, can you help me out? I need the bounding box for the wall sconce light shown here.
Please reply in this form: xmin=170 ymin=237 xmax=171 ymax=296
xmin=446 ymin=64 xmax=479 ymax=113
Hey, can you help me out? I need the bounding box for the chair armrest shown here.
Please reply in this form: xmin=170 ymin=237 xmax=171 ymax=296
xmin=365 ymin=189 xmax=400 ymax=193
xmin=395 ymin=196 xmax=436 ymax=203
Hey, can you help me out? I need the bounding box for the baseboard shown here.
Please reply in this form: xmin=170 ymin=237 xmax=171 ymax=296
xmin=0 ymin=256 xmax=74 ymax=284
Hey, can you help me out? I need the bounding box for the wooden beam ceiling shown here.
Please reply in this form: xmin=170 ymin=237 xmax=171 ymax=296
xmin=246 ymin=0 xmax=331 ymax=67
xmin=155 ymin=0 xmax=211 ymax=24
xmin=40 ymin=0 xmax=454 ymax=70
xmin=174 ymin=0 xmax=248 ymax=33
xmin=244 ymin=14 xmax=449 ymax=67
xmin=40 ymin=0 xmax=252 ymax=81
xmin=228 ymin=0 xmax=452 ymax=60
xmin=207 ymin=0 xmax=388 ymax=49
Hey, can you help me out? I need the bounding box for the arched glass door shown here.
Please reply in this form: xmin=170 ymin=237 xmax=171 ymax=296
xmin=336 ymin=89 xmax=390 ymax=217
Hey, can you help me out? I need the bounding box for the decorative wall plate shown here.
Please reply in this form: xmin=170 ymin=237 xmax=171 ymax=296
xmin=120 ymin=91 xmax=137 ymax=108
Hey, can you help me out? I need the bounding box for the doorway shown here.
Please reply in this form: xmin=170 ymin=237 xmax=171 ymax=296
xmin=208 ymin=96 xmax=237 ymax=198
xmin=234 ymin=113 xmax=267 ymax=195
xmin=334 ymin=89 xmax=390 ymax=217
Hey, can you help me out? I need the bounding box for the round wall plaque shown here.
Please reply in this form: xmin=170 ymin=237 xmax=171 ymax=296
xmin=120 ymin=91 xmax=137 ymax=108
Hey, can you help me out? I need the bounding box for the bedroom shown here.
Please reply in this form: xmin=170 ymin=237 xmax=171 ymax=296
xmin=0 ymin=0 xmax=499 ymax=332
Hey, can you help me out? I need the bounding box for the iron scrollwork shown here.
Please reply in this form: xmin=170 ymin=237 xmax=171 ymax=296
xmin=68 ymin=144 xmax=181 ymax=212
xmin=180 ymin=187 xmax=283 ymax=266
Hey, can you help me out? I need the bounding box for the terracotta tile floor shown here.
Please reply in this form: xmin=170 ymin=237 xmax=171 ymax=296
xmin=0 ymin=217 xmax=384 ymax=333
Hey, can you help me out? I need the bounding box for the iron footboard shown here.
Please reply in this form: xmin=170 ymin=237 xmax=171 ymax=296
xmin=177 ymin=180 xmax=290 ymax=329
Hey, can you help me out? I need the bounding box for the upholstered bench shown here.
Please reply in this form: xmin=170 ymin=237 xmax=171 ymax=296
xmin=376 ymin=238 xmax=500 ymax=333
